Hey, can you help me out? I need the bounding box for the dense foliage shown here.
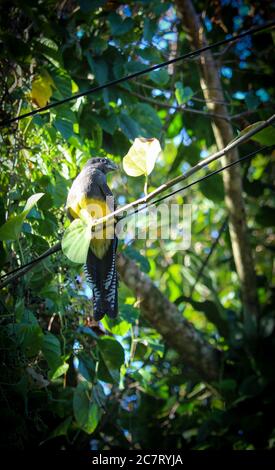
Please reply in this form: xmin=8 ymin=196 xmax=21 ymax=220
xmin=0 ymin=0 xmax=274 ymax=450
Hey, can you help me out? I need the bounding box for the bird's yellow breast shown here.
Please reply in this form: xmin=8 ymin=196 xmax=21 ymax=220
xmin=68 ymin=196 xmax=114 ymax=259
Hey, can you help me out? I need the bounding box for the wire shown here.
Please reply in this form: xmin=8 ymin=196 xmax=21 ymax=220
xmin=1 ymin=21 xmax=274 ymax=128
xmin=125 ymin=145 xmax=273 ymax=218
xmin=0 ymin=242 xmax=61 ymax=280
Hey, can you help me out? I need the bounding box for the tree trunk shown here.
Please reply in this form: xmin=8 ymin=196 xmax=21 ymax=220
xmin=117 ymin=253 xmax=220 ymax=382
xmin=175 ymin=0 xmax=259 ymax=321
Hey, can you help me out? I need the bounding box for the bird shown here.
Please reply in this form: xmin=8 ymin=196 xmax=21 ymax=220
xmin=65 ymin=157 xmax=119 ymax=321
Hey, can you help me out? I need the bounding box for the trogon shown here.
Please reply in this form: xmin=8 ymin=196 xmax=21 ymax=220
xmin=66 ymin=157 xmax=118 ymax=321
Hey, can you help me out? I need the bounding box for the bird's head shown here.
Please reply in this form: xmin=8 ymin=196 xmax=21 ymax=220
xmin=85 ymin=157 xmax=118 ymax=174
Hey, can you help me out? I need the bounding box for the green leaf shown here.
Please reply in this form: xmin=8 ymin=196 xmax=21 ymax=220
xmin=48 ymin=173 xmax=70 ymax=208
xmin=49 ymin=362 xmax=69 ymax=381
xmin=23 ymin=193 xmax=45 ymax=214
xmin=167 ymin=114 xmax=183 ymax=139
xmin=92 ymin=124 xmax=103 ymax=149
xmin=0 ymin=193 xmax=44 ymax=241
xmin=130 ymin=103 xmax=163 ymax=138
xmin=199 ymin=174 xmax=225 ymax=202
xmin=119 ymin=304 xmax=140 ymax=324
xmin=79 ymin=0 xmax=107 ymax=13
xmin=145 ymin=339 xmax=164 ymax=357
xmin=87 ymin=56 xmax=108 ymax=85
xmin=47 ymin=417 xmax=72 ymax=441
xmin=231 ymin=121 xmax=275 ymax=146
xmin=149 ymin=69 xmax=169 ymax=86
xmin=124 ymin=246 xmax=151 ymax=273
xmin=97 ymin=355 xmax=114 ymax=383
xmin=143 ymin=18 xmax=157 ymax=42
xmin=42 ymin=332 xmax=62 ymax=369
xmin=245 ymin=91 xmax=260 ymax=110
xmin=13 ymin=322 xmax=43 ymax=358
xmin=138 ymin=48 xmax=161 ymax=62
xmin=97 ymin=114 xmax=118 ymax=135
xmin=73 ymin=382 xmax=100 ymax=434
xmin=119 ymin=112 xmax=141 ymax=140
xmin=175 ymin=83 xmax=194 ymax=105
xmin=62 ymin=218 xmax=92 ymax=264
xmin=251 ymin=126 xmax=275 ymax=146
xmin=54 ymin=118 xmax=74 ymax=140
xmin=78 ymin=353 xmax=96 ymax=382
xmin=52 ymin=70 xmax=73 ymax=99
xmin=101 ymin=317 xmax=131 ymax=336
xmin=97 ymin=337 xmax=125 ymax=384
xmin=108 ymin=12 xmax=134 ymax=36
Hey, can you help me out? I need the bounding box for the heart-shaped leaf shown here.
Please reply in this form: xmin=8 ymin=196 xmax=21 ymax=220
xmin=123 ymin=137 xmax=162 ymax=176
xmin=61 ymin=218 xmax=92 ymax=264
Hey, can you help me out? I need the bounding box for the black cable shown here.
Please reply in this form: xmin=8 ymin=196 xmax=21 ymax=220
xmin=125 ymin=145 xmax=272 ymax=218
xmin=1 ymin=21 xmax=274 ymax=128
xmin=0 ymin=242 xmax=62 ymax=280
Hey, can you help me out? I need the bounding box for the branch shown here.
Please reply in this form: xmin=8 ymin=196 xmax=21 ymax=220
xmin=117 ymin=253 xmax=220 ymax=381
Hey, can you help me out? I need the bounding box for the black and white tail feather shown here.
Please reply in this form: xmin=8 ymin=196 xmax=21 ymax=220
xmin=84 ymin=237 xmax=118 ymax=321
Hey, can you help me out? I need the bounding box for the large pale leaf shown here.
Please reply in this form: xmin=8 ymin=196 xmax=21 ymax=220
xmin=0 ymin=193 xmax=44 ymax=241
xmin=61 ymin=218 xmax=92 ymax=264
xmin=123 ymin=137 xmax=162 ymax=176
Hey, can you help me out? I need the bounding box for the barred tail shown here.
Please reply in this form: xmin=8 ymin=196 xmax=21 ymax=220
xmin=84 ymin=237 xmax=118 ymax=321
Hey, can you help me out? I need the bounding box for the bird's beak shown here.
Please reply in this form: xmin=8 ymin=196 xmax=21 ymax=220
xmin=108 ymin=161 xmax=119 ymax=171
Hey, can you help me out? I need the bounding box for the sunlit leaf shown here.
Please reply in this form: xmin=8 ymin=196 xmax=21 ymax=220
xmin=30 ymin=70 xmax=55 ymax=107
xmin=61 ymin=218 xmax=92 ymax=264
xmin=23 ymin=193 xmax=45 ymax=214
xmin=0 ymin=193 xmax=44 ymax=241
xmin=101 ymin=316 xmax=131 ymax=336
xmin=49 ymin=362 xmax=69 ymax=381
xmin=123 ymin=137 xmax=162 ymax=176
